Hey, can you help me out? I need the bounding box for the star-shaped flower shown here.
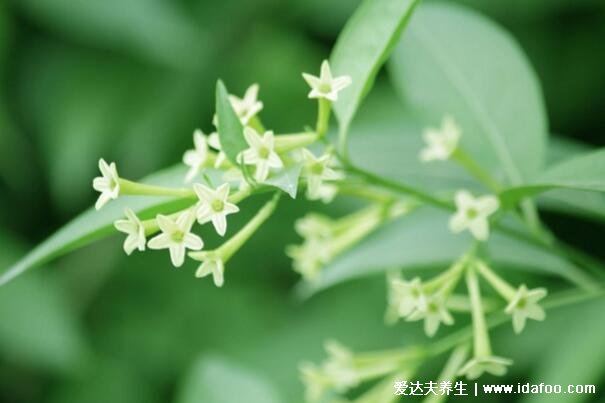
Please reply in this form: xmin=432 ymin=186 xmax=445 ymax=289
xmin=388 ymin=276 xmax=427 ymax=318
xmin=228 ymin=83 xmax=263 ymax=125
xmin=449 ymin=190 xmax=500 ymax=241
xmin=92 ymin=158 xmax=120 ymax=210
xmin=302 ymin=60 xmax=352 ymax=102
xmin=193 ymin=251 xmax=225 ymax=287
xmin=302 ymin=149 xmax=343 ymax=200
xmin=458 ymin=356 xmax=513 ymax=380
xmin=207 ymin=132 xmax=226 ymax=168
xmin=286 ymin=238 xmax=331 ymax=281
xmin=147 ymin=210 xmax=203 ymax=267
xmin=294 ymin=213 xmax=333 ymax=241
xmin=419 ymin=116 xmax=461 ymax=162
xmin=114 ymin=208 xmax=146 ymax=255
xmin=505 ymin=285 xmax=547 ymax=334
xmin=299 ymin=362 xmax=329 ymax=403
xmin=239 ymin=127 xmax=283 ymax=182
xmin=193 ymin=183 xmax=239 ymax=236
xmin=323 ymin=340 xmax=358 ymax=391
xmin=183 ymin=129 xmax=209 ymax=183
xmin=406 ymin=293 xmax=454 ymax=337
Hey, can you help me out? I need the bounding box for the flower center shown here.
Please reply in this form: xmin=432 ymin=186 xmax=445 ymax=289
xmin=516 ymin=297 xmax=527 ymax=309
xmin=427 ymin=301 xmax=439 ymax=313
xmin=258 ymin=146 xmax=270 ymax=159
xmin=466 ymin=207 xmax=479 ymax=220
xmin=171 ymin=230 xmax=185 ymax=243
xmin=310 ymin=162 xmax=324 ymax=175
xmin=319 ymin=82 xmax=332 ymax=93
xmin=211 ymin=199 xmax=224 ymax=212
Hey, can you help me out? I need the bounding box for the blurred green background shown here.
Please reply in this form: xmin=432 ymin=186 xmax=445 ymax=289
xmin=1 ymin=1 xmax=604 ymax=402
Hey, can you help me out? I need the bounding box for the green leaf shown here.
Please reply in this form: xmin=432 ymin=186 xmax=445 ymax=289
xmin=536 ymin=137 xmax=605 ymax=222
xmin=264 ymin=164 xmax=302 ymax=199
xmin=174 ymin=355 xmax=281 ymax=403
xmin=330 ymin=0 xmax=419 ymax=144
xmin=389 ymin=2 xmax=547 ymax=184
xmin=0 ymin=233 xmax=88 ymax=373
xmin=348 ymin=82 xmax=475 ymax=192
xmin=521 ymin=298 xmax=605 ymax=403
xmin=216 ymin=80 xmax=248 ymax=165
xmin=301 ymin=207 xmax=593 ymax=296
xmin=0 ymin=165 xmax=193 ymax=287
xmin=501 ymin=148 xmax=605 ymax=206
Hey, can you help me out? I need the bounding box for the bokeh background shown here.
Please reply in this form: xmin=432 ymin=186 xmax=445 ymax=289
xmin=1 ymin=1 xmax=604 ymax=402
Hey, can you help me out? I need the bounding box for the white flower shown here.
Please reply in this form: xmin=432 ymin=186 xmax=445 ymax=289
xmin=286 ymin=239 xmax=331 ymax=281
xmin=239 ymin=127 xmax=283 ymax=182
xmin=114 ymin=208 xmax=146 ymax=255
xmin=194 ymin=252 xmax=225 ymax=287
xmin=388 ymin=276 xmax=427 ymax=318
xmin=323 ymin=340 xmax=358 ymax=391
xmin=449 ymin=190 xmax=500 ymax=241
xmin=420 ymin=116 xmax=461 ymax=162
xmin=92 ymin=158 xmax=120 ymax=210
xmin=505 ymin=285 xmax=547 ymax=334
xmin=182 ymin=129 xmax=209 ymax=183
xmin=228 ymin=83 xmax=263 ymax=124
xmin=193 ymin=183 xmax=239 ymax=236
xmin=302 ymin=60 xmax=352 ymax=102
xmin=315 ymin=183 xmax=338 ymax=203
xmin=302 ymin=149 xmax=343 ymax=200
xmin=458 ymin=356 xmax=513 ymax=380
xmin=407 ymin=293 xmax=454 ymax=337
xmin=207 ymin=132 xmax=226 ymax=168
xmin=147 ymin=210 xmax=203 ymax=267
xmin=295 ymin=213 xmax=333 ymax=241
xmin=289 ymin=214 xmax=334 ymax=281
xmin=299 ymin=362 xmax=329 ymax=403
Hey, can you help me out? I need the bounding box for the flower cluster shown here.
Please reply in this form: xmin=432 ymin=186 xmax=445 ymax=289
xmin=89 ymin=56 xmax=555 ymax=403
xmin=300 ymin=340 xmax=423 ymax=402
xmin=288 ymin=201 xmax=412 ymax=282
xmin=92 ymin=60 xmax=352 ymax=284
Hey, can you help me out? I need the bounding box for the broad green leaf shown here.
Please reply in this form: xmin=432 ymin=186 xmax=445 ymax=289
xmin=216 ymin=80 xmax=247 ymax=165
xmin=389 ymin=2 xmax=547 ymax=185
xmin=264 ymin=164 xmax=302 ymax=199
xmin=330 ymin=0 xmax=419 ymax=143
xmin=501 ymin=148 xmax=605 ymax=206
xmin=537 ymin=137 xmax=605 ymax=222
xmin=301 ymin=207 xmax=594 ymax=296
xmin=521 ymin=298 xmax=605 ymax=403
xmin=174 ymin=355 xmax=281 ymax=403
xmin=0 ymin=233 xmax=88 ymax=373
xmin=0 ymin=165 xmax=193 ymax=287
xmin=348 ymin=82 xmax=476 ymax=192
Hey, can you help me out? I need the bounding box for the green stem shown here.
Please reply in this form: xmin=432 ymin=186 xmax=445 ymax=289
xmin=191 ymin=192 xmax=280 ymax=262
xmin=274 ymin=132 xmax=318 ymax=153
xmin=422 ymin=344 xmax=469 ymax=403
xmin=344 ymin=163 xmax=453 ymax=210
xmin=316 ymin=98 xmax=331 ymax=139
xmin=475 ymin=260 xmax=516 ymax=301
xmin=466 ymin=265 xmax=491 ymax=357
xmin=344 ymin=163 xmax=603 ymax=288
xmin=430 ymin=286 xmax=605 ymax=357
xmin=119 ymin=179 xmax=195 ymax=198
xmin=452 ymin=148 xmax=502 ymax=192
